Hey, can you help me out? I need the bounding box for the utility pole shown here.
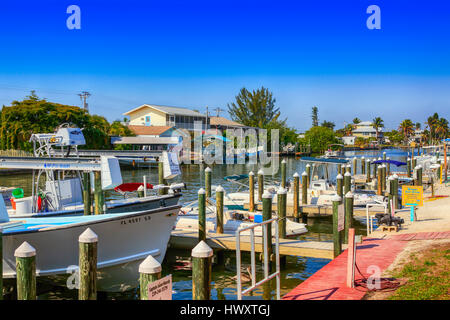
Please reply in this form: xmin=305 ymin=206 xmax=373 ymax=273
xmin=205 ymin=106 xmax=209 ymax=131
xmin=214 ymin=107 xmax=225 ymax=118
xmin=78 ymin=91 xmax=91 ymax=113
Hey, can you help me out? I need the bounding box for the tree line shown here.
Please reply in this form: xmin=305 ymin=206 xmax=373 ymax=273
xmin=0 ymin=91 xmax=133 ymax=152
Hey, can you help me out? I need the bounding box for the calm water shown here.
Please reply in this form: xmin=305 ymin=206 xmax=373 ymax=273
xmin=0 ymin=148 xmax=412 ymax=300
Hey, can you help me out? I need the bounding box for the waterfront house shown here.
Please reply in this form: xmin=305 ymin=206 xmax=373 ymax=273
xmin=123 ymin=104 xmax=209 ymax=132
xmin=352 ymin=121 xmax=383 ymax=141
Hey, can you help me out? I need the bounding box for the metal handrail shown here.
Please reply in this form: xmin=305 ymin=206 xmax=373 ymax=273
xmin=235 ymin=217 xmax=281 ymax=300
xmin=365 ymin=201 xmax=387 ymax=235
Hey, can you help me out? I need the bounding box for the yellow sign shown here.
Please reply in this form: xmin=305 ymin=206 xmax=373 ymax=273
xmin=402 ymin=185 xmax=423 ymax=207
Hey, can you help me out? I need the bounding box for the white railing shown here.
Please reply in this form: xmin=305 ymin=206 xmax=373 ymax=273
xmin=235 ymin=217 xmax=280 ymax=300
xmin=365 ymin=201 xmax=387 ymax=235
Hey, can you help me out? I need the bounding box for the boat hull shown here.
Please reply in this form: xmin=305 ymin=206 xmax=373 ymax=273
xmin=2 ymin=205 xmax=180 ymax=292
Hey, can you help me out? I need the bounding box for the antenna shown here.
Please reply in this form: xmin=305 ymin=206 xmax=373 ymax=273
xmin=78 ymin=91 xmax=91 ymax=113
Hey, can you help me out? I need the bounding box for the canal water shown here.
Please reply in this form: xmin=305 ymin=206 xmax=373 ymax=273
xmin=0 ymin=148 xmax=413 ymax=300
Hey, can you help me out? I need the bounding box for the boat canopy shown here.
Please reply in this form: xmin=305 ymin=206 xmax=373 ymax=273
xmin=300 ymin=157 xmax=348 ymax=164
xmin=372 ymin=159 xmax=406 ymax=166
xmin=223 ymin=174 xmax=249 ymax=181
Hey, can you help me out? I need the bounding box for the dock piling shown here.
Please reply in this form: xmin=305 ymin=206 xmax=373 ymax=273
xmin=277 ymin=187 xmax=287 ymax=268
xmin=83 ymin=172 xmax=91 ymax=215
xmin=377 ymin=166 xmax=382 ymax=195
xmin=78 ymin=228 xmax=98 ymax=300
xmin=158 ymin=161 xmax=167 ymax=195
xmin=281 ymin=159 xmax=286 ymax=188
xmin=293 ymin=172 xmax=299 ymax=222
xmin=15 ymin=242 xmax=36 ymax=300
xmin=344 ymin=172 xmax=351 ymax=195
xmin=192 ymin=241 xmax=213 ymax=300
xmin=352 ymin=157 xmax=357 ymax=175
xmin=262 ymin=191 xmax=273 ymax=265
xmin=336 ymin=173 xmax=343 ymax=203
xmin=249 ymin=171 xmax=255 ymax=212
xmin=407 ymin=157 xmax=411 ymax=178
xmin=332 ymin=195 xmax=342 ymax=258
xmin=94 ymin=171 xmax=104 ymax=214
xmin=301 ymin=171 xmax=308 ymax=206
xmin=205 ymin=167 xmax=212 ymax=198
xmin=139 ymin=255 xmax=162 ymax=300
xmin=198 ymin=188 xmax=206 ymax=242
xmin=366 ymin=159 xmax=371 ymax=182
xmin=344 ymin=192 xmax=354 ymax=244
xmin=306 ymin=164 xmax=311 ymax=188
xmin=258 ymin=169 xmax=264 ymax=202
xmin=216 ymin=185 xmax=224 ymax=234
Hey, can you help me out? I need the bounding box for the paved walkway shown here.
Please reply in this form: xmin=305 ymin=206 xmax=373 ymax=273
xmin=283 ymin=231 xmax=450 ymax=300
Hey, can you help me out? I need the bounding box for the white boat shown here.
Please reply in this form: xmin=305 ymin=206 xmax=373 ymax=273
xmin=1 ymin=197 xmax=180 ymax=292
xmin=176 ymin=204 xmax=308 ymax=236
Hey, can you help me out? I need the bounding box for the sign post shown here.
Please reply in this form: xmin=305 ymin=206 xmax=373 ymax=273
xmin=402 ymin=185 xmax=423 ymax=222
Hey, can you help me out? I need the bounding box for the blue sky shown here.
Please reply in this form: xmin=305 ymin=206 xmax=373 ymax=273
xmin=0 ymin=0 xmax=449 ymax=131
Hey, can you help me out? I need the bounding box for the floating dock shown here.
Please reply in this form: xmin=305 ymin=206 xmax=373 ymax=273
xmin=170 ymin=229 xmax=342 ymax=259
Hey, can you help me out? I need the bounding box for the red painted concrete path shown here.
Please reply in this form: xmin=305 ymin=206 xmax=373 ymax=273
xmin=283 ymin=238 xmax=407 ymax=300
xmin=283 ymin=231 xmax=450 ymax=300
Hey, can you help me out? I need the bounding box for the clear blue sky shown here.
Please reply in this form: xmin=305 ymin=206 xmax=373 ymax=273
xmin=0 ymin=0 xmax=449 ymax=131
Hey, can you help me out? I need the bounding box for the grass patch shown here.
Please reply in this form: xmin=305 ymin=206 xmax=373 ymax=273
xmin=388 ymin=243 xmax=450 ymax=300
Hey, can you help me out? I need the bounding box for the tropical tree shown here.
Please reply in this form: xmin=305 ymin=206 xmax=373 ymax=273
xmin=344 ymin=124 xmax=353 ymax=136
xmin=415 ymin=122 xmax=421 ymax=130
xmin=311 ymin=106 xmax=319 ymax=127
xmin=302 ymin=126 xmax=338 ymax=153
xmin=398 ymin=119 xmax=414 ymax=144
xmin=352 ymin=118 xmax=361 ymax=125
xmin=372 ymin=117 xmax=384 ymax=141
xmin=435 ymin=117 xmax=449 ymax=140
xmin=426 ymin=113 xmax=440 ymax=144
xmin=321 ymin=120 xmax=335 ymax=130
xmin=227 ymin=87 xmax=280 ymax=128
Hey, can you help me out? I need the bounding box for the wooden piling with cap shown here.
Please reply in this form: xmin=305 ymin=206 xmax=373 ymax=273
xmin=216 ymin=185 xmax=224 ymax=234
xmin=78 ymin=228 xmax=98 ymax=300
xmin=258 ymin=169 xmax=264 ymax=202
xmin=15 ymin=242 xmax=36 ymax=300
xmin=192 ymin=241 xmax=213 ymax=300
xmin=249 ymin=171 xmax=255 ymax=212
xmin=198 ymin=188 xmax=206 ymax=242
xmin=344 ymin=192 xmax=354 ymax=244
xmin=332 ymin=195 xmax=342 ymax=258
xmin=293 ymin=172 xmax=300 ymax=221
xmin=205 ymin=167 xmax=212 ymax=198
xmin=139 ymin=255 xmax=162 ymax=300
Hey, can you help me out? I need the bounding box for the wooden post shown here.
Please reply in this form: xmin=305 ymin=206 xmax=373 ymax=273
xmin=337 ymin=164 xmax=342 ymax=177
xmin=15 ymin=242 xmax=36 ymax=300
xmin=332 ymin=195 xmax=342 ymax=258
xmin=444 ymin=143 xmax=448 ymax=182
xmin=78 ymin=228 xmax=98 ymax=300
xmin=139 ymin=255 xmax=161 ymax=300
xmin=293 ymin=172 xmax=299 ymax=222
xmin=336 ymin=174 xmax=343 ymax=203
xmin=352 ymin=157 xmax=357 ymax=175
xmin=277 ymin=187 xmax=287 ymax=239
xmin=301 ymin=171 xmax=308 ymax=205
xmin=345 ymin=164 xmax=351 ymax=174
xmin=417 ymin=165 xmax=423 ymax=186
xmin=407 ymin=157 xmax=411 ymax=178
xmin=158 ymin=161 xmax=167 ymax=195
xmin=381 ymin=164 xmax=386 ymax=194
xmin=373 ymin=161 xmax=377 ymax=179
xmin=366 ymin=159 xmax=371 ymax=182
xmin=393 ymin=174 xmax=399 ymax=209
xmin=216 ymin=185 xmax=224 ymax=234
xmin=412 ymin=158 xmax=417 ymax=170
xmin=305 ymin=164 xmax=311 ymax=188
xmin=377 ymin=166 xmax=382 ymax=195
xmin=387 ymin=176 xmax=394 ymax=213
xmin=249 ymin=171 xmax=255 ymax=212
xmin=192 ymin=241 xmax=213 ymax=300
xmin=344 ymin=191 xmax=354 ymax=244
xmin=386 ymin=157 xmax=391 ymax=176
xmin=281 ymin=159 xmax=286 ymax=188
xmin=344 ymin=171 xmax=351 ymax=195
xmin=83 ymin=172 xmax=91 ymax=215
xmin=262 ymin=191 xmax=273 ymax=263
xmin=361 ymin=156 xmax=365 ymax=175
xmin=205 ymin=167 xmax=212 ymax=198
xmin=94 ymin=171 xmax=104 ymax=215
xmin=383 ymin=151 xmax=387 ymax=161
xmin=198 ymin=188 xmax=206 ymax=242
xmin=257 ymin=169 xmax=264 ymax=202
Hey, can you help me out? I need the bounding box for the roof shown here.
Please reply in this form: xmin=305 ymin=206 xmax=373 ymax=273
xmin=357 ymin=121 xmax=373 ymax=126
xmin=209 ymin=116 xmax=244 ymax=127
xmin=111 ymin=136 xmax=179 ymax=145
xmin=128 ymin=125 xmax=174 ymax=136
xmin=353 ymin=127 xmax=377 ymax=133
xmin=123 ymin=104 xmax=206 ymax=117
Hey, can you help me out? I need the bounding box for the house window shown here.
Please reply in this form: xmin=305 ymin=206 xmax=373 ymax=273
xmin=145 ymin=116 xmax=151 ymax=126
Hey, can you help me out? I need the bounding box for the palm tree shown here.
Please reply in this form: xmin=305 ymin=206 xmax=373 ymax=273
xmin=312 ymin=106 xmax=319 ymax=127
xmin=398 ymin=119 xmax=414 ymax=144
xmin=372 ymin=117 xmax=384 ymax=142
xmin=435 ymin=118 xmax=449 ymax=140
xmin=426 ymin=113 xmax=439 ymax=144
xmin=344 ymin=124 xmax=353 ymax=136
xmin=352 ymin=118 xmax=361 ymax=125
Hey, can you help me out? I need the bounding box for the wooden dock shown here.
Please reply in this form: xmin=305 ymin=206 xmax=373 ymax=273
xmin=170 ymin=229 xmax=341 ymax=259
xmin=242 ymin=203 xmax=384 ymax=217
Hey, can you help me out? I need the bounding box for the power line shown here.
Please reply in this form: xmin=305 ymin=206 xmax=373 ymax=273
xmin=78 ymin=91 xmax=91 ymax=113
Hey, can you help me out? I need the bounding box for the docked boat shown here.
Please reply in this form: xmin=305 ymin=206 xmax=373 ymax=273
xmin=1 ymin=196 xmax=180 ymax=292
xmin=176 ymin=198 xmax=308 ymax=236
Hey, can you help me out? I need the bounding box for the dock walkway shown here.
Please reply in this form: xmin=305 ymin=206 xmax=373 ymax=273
xmin=283 ymin=231 xmax=450 ymax=300
xmin=170 ymin=229 xmax=341 ymax=259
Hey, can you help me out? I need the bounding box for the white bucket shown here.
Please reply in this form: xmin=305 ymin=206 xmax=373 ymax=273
xmin=14 ymin=196 xmax=32 ymax=215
